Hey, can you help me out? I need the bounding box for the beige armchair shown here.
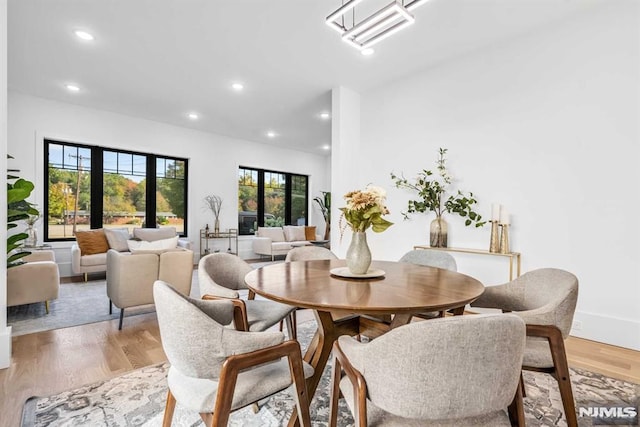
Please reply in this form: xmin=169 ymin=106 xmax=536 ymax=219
xmin=330 ymin=313 xmax=526 ymax=426
xmin=107 ymin=248 xmax=193 ymax=329
xmin=7 ymin=250 xmax=60 ymax=314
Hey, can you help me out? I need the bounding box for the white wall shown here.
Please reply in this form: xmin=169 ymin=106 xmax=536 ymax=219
xmin=7 ymin=92 xmax=330 ymax=274
xmin=352 ymin=2 xmax=639 ymax=349
xmin=1 ymin=0 xmax=11 ymax=369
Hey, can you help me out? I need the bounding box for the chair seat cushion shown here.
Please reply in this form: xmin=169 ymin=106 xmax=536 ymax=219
xmin=80 ymin=252 xmax=107 ymax=266
xmin=245 ymin=300 xmax=296 ymax=331
xmin=340 ymin=378 xmax=512 ymax=427
xmin=168 ymin=360 xmax=314 ymax=413
xmin=523 ymin=336 xmax=554 ymax=368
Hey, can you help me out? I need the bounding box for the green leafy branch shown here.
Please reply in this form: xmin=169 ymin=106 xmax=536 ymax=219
xmin=390 ymin=148 xmax=486 ymax=228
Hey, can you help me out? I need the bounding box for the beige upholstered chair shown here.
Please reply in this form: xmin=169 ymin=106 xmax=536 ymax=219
xmin=282 ymin=246 xmax=338 ymax=332
xmin=471 ymin=268 xmax=579 ymax=427
xmin=7 ymin=250 xmax=60 ymax=313
xmin=330 ymin=313 xmax=526 ymax=426
xmin=399 ymin=249 xmax=457 ymax=318
xmin=153 ymin=281 xmax=313 ymax=427
xmin=107 ymin=248 xmax=193 ymax=329
xmin=398 ymin=249 xmax=457 ymax=271
xmin=198 ymin=253 xmax=296 ymax=338
xmin=285 ymin=246 xmax=338 ymax=262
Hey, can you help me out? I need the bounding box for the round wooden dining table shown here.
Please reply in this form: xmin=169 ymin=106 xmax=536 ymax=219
xmin=245 ymin=259 xmax=485 ymax=427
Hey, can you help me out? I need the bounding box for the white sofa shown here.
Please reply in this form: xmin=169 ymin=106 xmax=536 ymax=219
xmin=252 ymin=226 xmax=317 ymax=261
xmin=71 ymin=227 xmax=191 ymax=280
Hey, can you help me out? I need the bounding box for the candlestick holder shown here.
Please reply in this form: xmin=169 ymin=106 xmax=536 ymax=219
xmin=499 ymin=224 xmax=510 ymax=254
xmin=489 ymin=220 xmax=500 ymax=253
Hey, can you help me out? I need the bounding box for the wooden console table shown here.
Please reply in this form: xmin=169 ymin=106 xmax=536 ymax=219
xmin=413 ymin=245 xmax=522 ymax=280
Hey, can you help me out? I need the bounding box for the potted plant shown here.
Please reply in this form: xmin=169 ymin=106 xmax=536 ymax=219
xmin=390 ymin=148 xmax=485 ymax=247
xmin=7 ymin=155 xmax=40 ymax=267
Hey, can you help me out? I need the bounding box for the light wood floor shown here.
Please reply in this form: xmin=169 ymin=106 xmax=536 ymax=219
xmin=1 ymin=311 xmax=638 ymax=427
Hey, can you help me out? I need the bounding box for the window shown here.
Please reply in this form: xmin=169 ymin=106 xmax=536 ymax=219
xmin=45 ymin=139 xmax=188 ymax=241
xmin=237 ymin=167 xmax=308 ymax=235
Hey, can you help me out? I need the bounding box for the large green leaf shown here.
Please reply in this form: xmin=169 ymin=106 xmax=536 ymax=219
xmin=7 ymin=251 xmax=30 ymax=267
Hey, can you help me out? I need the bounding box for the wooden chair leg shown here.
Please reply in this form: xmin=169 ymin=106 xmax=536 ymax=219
xmin=520 ymin=371 xmax=526 ymax=398
xmin=199 ymin=413 xmax=213 ymax=427
xmin=551 ymin=341 xmax=578 ymax=427
xmin=329 ymin=356 xmax=342 ymax=427
xmin=83 ymin=272 xmax=88 ymax=282
xmin=162 ymin=390 xmax=176 ymax=427
xmin=45 ymin=300 xmax=50 ymax=314
xmin=507 ymin=374 xmax=525 ymax=427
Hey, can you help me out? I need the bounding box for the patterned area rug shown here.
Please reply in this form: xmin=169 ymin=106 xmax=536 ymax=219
xmin=21 ymin=320 xmax=638 ymax=427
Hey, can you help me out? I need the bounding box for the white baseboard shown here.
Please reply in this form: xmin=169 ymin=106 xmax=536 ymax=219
xmin=0 ymin=326 xmax=12 ymax=369
xmin=570 ymin=311 xmax=640 ymax=351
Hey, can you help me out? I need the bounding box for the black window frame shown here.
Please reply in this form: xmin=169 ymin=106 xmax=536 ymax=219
xmin=44 ymin=139 xmax=189 ymax=241
xmin=238 ymin=166 xmax=309 ymax=235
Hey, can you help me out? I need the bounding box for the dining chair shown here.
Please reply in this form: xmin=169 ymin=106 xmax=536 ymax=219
xmin=470 ymin=268 xmax=579 ymax=427
xmin=399 ymin=248 xmax=458 ymax=318
xmin=198 ymin=253 xmax=297 ymax=338
xmin=285 ymin=246 xmax=338 ymax=262
xmin=398 ymin=249 xmax=457 ymax=271
xmin=153 ymin=280 xmax=313 ymax=427
xmin=281 ymin=246 xmax=338 ymax=333
xmin=330 ymin=313 xmax=526 ymax=426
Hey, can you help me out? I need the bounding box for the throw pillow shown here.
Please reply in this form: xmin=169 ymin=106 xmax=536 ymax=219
xmin=75 ymin=229 xmax=110 ymax=255
xmin=127 ymin=235 xmax=179 ymax=252
xmin=257 ymin=227 xmax=285 ymax=242
xmin=304 ymin=226 xmax=317 ymax=241
xmin=104 ymin=228 xmax=130 ymax=252
xmin=283 ymin=225 xmax=306 ymax=242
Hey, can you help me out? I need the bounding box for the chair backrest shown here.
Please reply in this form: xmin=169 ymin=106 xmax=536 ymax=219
xmin=398 ymin=249 xmax=457 ymax=271
xmin=153 ymin=280 xmax=283 ymax=380
xmin=198 ymin=253 xmax=252 ymax=292
xmin=511 ymin=268 xmax=579 ymax=338
xmin=339 ymin=313 xmax=525 ymax=420
xmin=285 ymin=246 xmax=338 ymax=262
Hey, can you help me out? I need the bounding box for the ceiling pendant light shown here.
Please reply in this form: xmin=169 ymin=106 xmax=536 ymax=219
xmin=326 ymin=0 xmax=430 ymax=52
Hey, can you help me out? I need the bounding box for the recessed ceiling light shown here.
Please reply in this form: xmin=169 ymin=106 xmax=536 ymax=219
xmin=65 ymin=84 xmax=80 ymax=92
xmin=322 ymin=144 xmax=331 ymax=150
xmin=266 ymin=131 xmax=276 ymax=138
xmin=319 ymin=112 xmax=330 ymax=120
xmin=188 ymin=112 xmax=199 ymax=120
xmin=231 ymin=82 xmax=244 ymax=91
xmin=361 ymin=48 xmax=375 ymax=56
xmin=74 ymin=30 xmax=95 ymax=41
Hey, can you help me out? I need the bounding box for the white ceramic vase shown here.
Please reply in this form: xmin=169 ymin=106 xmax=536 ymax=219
xmin=346 ymin=231 xmax=372 ymax=274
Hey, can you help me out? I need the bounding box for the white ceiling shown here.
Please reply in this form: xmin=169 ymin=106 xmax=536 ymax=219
xmin=8 ymin=0 xmax=605 ymax=154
